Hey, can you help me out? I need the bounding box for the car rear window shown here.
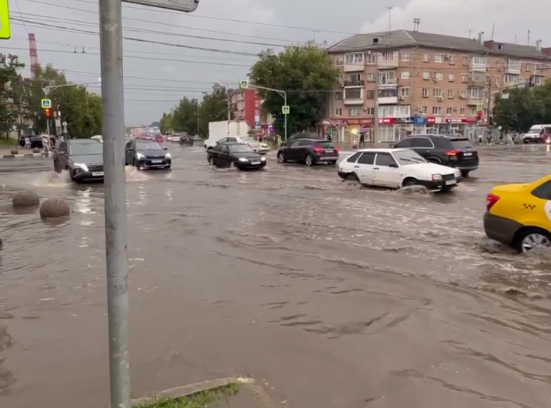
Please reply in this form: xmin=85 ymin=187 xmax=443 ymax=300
xmin=315 ymin=141 xmax=334 ymax=148
xmin=450 ymin=139 xmax=473 ymax=149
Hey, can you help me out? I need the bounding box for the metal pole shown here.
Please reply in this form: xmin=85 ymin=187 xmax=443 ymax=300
xmin=46 ymin=119 xmax=50 ymax=136
xmin=283 ymin=92 xmax=287 ymax=140
xmin=373 ymin=65 xmax=380 ymax=144
xmin=98 ymin=0 xmax=131 ymax=405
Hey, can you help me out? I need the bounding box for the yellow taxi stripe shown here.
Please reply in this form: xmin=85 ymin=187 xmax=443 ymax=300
xmin=0 ymin=0 xmax=10 ymax=40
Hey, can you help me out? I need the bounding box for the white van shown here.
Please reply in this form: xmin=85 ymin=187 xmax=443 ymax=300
xmin=522 ymin=124 xmax=551 ymax=143
xmin=204 ymin=120 xmax=249 ymax=149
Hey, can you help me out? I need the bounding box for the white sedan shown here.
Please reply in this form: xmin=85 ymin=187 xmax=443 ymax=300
xmin=338 ymin=148 xmax=462 ymax=192
xmin=166 ymin=135 xmax=180 ymax=142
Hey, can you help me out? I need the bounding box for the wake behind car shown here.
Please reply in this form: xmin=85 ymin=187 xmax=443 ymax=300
xmin=125 ymin=139 xmax=171 ymax=170
xmin=207 ymin=142 xmax=266 ymax=170
xmin=277 ymin=138 xmax=339 ymax=166
xmin=338 ymin=148 xmax=462 ymax=192
xmin=393 ymin=134 xmax=478 ymax=177
xmin=53 ymin=139 xmax=104 ymax=182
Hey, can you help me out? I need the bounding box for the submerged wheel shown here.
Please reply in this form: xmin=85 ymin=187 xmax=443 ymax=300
xmin=305 ymin=154 xmax=314 ymax=166
xmin=516 ymin=228 xmax=551 ymax=253
xmin=402 ymin=178 xmax=419 ymax=187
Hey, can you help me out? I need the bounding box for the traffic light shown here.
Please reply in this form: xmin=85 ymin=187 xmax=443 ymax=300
xmin=477 ymin=110 xmax=482 ymax=120
xmin=44 ymin=108 xmax=51 ymax=118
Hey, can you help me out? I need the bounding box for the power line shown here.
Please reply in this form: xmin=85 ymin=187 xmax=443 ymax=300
xmin=60 ymin=69 xmax=231 ymax=85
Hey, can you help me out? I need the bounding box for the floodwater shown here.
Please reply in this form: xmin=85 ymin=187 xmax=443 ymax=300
xmin=1 ymin=143 xmax=551 ymax=408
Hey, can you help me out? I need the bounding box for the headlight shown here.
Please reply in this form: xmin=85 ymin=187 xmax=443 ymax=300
xmin=238 ymin=157 xmax=249 ymax=162
xmin=546 ymin=139 xmax=550 ymax=144
xmin=260 ymin=157 xmax=266 ymax=161
xmin=74 ymin=163 xmax=89 ymax=172
xmin=431 ymin=174 xmax=442 ymax=181
xmin=136 ymin=153 xmax=145 ymax=159
xmin=165 ymin=152 xmax=171 ymax=158
xmin=454 ymin=169 xmax=461 ymax=177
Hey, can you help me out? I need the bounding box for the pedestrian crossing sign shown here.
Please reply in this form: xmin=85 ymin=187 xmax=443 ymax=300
xmin=41 ymin=99 xmax=51 ymax=108
xmin=476 ymin=104 xmax=483 ymax=111
xmin=0 ymin=0 xmax=10 ymax=39
xmin=282 ymin=105 xmax=290 ymax=114
xmin=239 ymin=79 xmax=248 ymax=89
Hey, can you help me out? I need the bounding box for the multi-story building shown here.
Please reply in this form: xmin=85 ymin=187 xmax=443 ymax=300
xmin=230 ymin=88 xmax=272 ymax=133
xmin=325 ymin=28 xmax=551 ymax=143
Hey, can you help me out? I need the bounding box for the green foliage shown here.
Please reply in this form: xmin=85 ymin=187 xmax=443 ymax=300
xmin=492 ymin=80 xmax=551 ymax=132
xmin=248 ymin=44 xmax=339 ymax=135
xmin=0 ymin=54 xmax=25 ymax=135
xmin=198 ymin=84 xmax=231 ymax=136
xmin=159 ymin=112 xmax=173 ymax=134
xmin=172 ymin=97 xmax=199 ymax=134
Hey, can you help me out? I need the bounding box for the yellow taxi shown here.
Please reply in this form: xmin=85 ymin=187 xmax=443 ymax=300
xmin=484 ymin=174 xmax=551 ymax=252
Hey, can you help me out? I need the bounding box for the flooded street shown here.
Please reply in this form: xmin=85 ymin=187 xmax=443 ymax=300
xmin=1 ymin=143 xmax=551 ymax=408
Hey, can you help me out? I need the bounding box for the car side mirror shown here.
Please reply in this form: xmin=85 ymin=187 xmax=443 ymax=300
xmin=163 ymin=147 xmax=168 ymax=150
xmin=389 ymin=163 xmax=398 ymax=168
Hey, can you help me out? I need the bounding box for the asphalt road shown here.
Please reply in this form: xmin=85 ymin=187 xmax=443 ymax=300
xmin=0 ymin=143 xmax=551 ymax=408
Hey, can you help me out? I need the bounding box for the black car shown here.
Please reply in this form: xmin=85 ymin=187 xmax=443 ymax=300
xmin=53 ymin=139 xmax=104 ymax=182
xmin=393 ymin=134 xmax=479 ymax=177
xmin=207 ymin=142 xmax=266 ymax=170
xmin=125 ymin=139 xmax=171 ymax=170
xmin=286 ymin=132 xmax=323 ymax=143
xmin=19 ymin=133 xmax=43 ymax=148
xmin=179 ymin=135 xmax=194 ymax=145
xmin=277 ymin=138 xmax=339 ymax=166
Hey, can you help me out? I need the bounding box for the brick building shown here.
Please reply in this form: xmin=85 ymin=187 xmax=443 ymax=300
xmin=230 ymin=88 xmax=272 ymax=133
xmin=324 ymin=28 xmax=551 ymax=143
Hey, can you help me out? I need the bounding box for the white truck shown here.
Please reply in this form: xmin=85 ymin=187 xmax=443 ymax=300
xmin=204 ymin=120 xmax=250 ymax=149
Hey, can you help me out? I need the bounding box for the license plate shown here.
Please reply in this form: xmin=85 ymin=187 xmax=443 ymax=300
xmin=92 ymin=172 xmax=104 ymax=176
xmin=445 ymin=179 xmax=456 ymax=185
xmin=463 ymin=152 xmax=472 ymax=156
xmin=151 ymin=159 xmax=162 ymax=164
xmin=325 ymin=149 xmax=334 ymax=153
xmin=251 ymin=161 xmax=261 ymax=165
xmin=321 ymin=156 xmax=338 ymax=160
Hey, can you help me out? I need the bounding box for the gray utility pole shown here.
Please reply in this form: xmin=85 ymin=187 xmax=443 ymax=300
xmin=373 ymin=64 xmax=380 ymax=144
xmin=252 ymin=85 xmax=287 ymax=139
xmin=98 ymin=0 xmax=130 ymax=406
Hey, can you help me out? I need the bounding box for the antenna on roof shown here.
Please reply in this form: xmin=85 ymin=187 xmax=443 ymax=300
xmin=468 ymin=29 xmax=472 ymax=39
xmin=385 ymin=6 xmax=394 ymax=33
xmin=514 ymin=35 xmax=517 ymax=44
xmin=491 ymin=22 xmax=495 ymax=40
xmin=413 ymin=18 xmax=420 ymax=32
xmin=527 ymin=30 xmax=530 ymax=45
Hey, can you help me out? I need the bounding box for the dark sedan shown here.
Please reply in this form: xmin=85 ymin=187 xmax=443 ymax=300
xmin=53 ymin=139 xmax=104 ymax=182
xmin=125 ymin=139 xmax=171 ymax=170
xmin=207 ymin=142 xmax=266 ymax=170
xmin=179 ymin=135 xmax=194 ymax=145
xmin=277 ymin=138 xmax=339 ymax=166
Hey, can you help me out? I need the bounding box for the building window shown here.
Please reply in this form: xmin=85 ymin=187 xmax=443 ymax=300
xmin=471 ymin=107 xmax=477 ymax=114
xmin=469 ymin=88 xmax=483 ymax=99
xmin=462 ymin=73 xmax=469 ymax=82
xmin=423 ymin=53 xmax=429 ymax=62
xmin=348 ymin=108 xmax=360 ymax=116
xmin=525 ymin=63 xmax=531 ymax=71
xmin=334 ymin=57 xmax=343 ymax=66
xmin=335 ymin=91 xmax=343 ymax=100
xmin=420 ymin=106 xmax=427 ymax=114
xmin=434 ymin=54 xmax=444 ymax=63
xmin=507 ymin=59 xmax=522 ymax=68
xmin=380 ymin=51 xmax=397 ymax=61
xmin=365 ymin=107 xmax=374 ymax=115
xmin=460 ymin=108 xmax=466 ymax=115
xmin=345 ymin=53 xmax=364 ymax=64
xmin=433 ymin=88 xmax=443 ymax=97
xmin=434 ymin=72 xmax=443 ymax=81
xmin=432 ymin=106 xmax=442 ymax=114
xmin=495 ymin=77 xmax=500 ymax=85
xmin=422 ymin=88 xmax=429 ymax=97
xmin=473 ymin=56 xmax=488 ymax=65
xmin=460 ymin=90 xmax=468 ymax=98
xmin=348 ymin=73 xmax=361 ymax=82
xmin=463 ymin=56 xmax=469 ymax=66
xmin=472 ymin=72 xmax=486 ymax=81
xmin=401 ymin=71 xmax=410 ymax=79
xmin=366 ymin=72 xmax=375 ymax=81
xmin=447 ymin=89 xmax=454 ymax=98
xmin=366 ymin=90 xmax=375 ymax=99
xmin=379 ymin=71 xmax=396 ymax=83
xmin=401 ymin=52 xmax=410 ymax=61
xmin=422 ymin=71 xmax=430 ymax=80
xmin=366 ymin=54 xmax=376 ymax=64
xmin=446 ymin=107 xmax=453 ymax=115
xmin=400 ymin=87 xmax=409 ymax=97
xmin=335 ymin=108 xmax=342 ymax=116
xmin=448 ymin=73 xmax=455 ymax=82
xmin=448 ymin=55 xmax=455 ymax=65
xmin=505 ymin=74 xmax=518 ymax=83
xmin=344 ymin=88 xmax=362 ymax=99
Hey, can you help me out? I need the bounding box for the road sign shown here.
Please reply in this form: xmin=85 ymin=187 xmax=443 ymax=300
xmin=476 ymin=104 xmax=483 ymax=111
xmin=0 ymin=0 xmax=10 ymax=39
xmin=282 ymin=105 xmax=290 ymax=114
xmin=41 ymin=99 xmax=51 ymax=108
xmin=239 ymin=79 xmax=249 ymax=89
xmin=122 ymin=0 xmax=198 ymax=12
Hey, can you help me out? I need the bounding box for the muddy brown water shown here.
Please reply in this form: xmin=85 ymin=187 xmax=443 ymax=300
xmin=1 ymin=144 xmax=551 ymax=408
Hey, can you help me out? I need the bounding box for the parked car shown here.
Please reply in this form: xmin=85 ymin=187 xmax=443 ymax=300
xmin=53 ymin=139 xmax=104 ymax=182
xmin=125 ymin=139 xmax=171 ymax=170
xmin=179 ymin=135 xmax=194 ymax=145
xmin=276 ymin=138 xmax=339 ymax=166
xmin=392 ymin=134 xmax=478 ymax=177
xmin=207 ymin=142 xmax=266 ymax=170
xmin=484 ymin=174 xmax=551 ymax=252
xmin=338 ymin=148 xmax=462 ymax=192
xmin=19 ymin=133 xmax=43 ymax=148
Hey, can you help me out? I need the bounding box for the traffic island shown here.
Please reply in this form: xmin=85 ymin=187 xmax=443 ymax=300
xmin=133 ymin=377 xmax=280 ymax=408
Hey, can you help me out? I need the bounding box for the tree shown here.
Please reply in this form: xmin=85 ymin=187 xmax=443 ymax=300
xmin=0 ymin=54 xmax=26 ymax=137
xmin=159 ymin=112 xmax=173 ymax=134
xmin=172 ymin=97 xmax=199 ymax=134
xmin=249 ymin=44 xmax=339 ymax=135
xmin=197 ymin=83 xmax=231 ymax=136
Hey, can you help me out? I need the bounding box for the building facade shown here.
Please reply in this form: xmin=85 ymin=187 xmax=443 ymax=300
xmin=325 ymin=29 xmax=551 ymax=143
xmin=230 ymin=88 xmax=272 ymax=133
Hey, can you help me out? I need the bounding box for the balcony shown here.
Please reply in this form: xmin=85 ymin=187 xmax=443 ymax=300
xmin=378 ymin=96 xmax=398 ymax=104
xmin=379 ymin=78 xmax=398 ymax=87
xmin=470 ymin=59 xmax=487 ymax=72
xmin=467 ymin=97 xmax=484 ymax=106
xmin=344 ymin=80 xmax=364 ymax=87
xmin=343 ymin=98 xmax=364 ymax=105
xmin=377 ymin=58 xmax=399 ymax=68
xmin=343 ymin=63 xmax=364 ymax=72
xmin=505 ymin=65 xmax=521 ymax=75
xmin=468 ymin=79 xmax=486 ymax=87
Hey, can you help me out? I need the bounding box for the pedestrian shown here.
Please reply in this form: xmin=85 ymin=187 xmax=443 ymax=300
xmin=41 ymin=134 xmax=49 ymax=154
xmin=359 ymin=132 xmax=365 ymax=148
xmin=478 ymin=134 xmax=483 ymax=145
xmin=24 ymin=136 xmax=31 ymax=149
xmin=486 ymin=132 xmax=492 ymax=145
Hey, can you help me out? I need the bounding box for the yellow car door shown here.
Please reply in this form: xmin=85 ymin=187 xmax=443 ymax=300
xmin=525 ymin=177 xmax=551 ymax=232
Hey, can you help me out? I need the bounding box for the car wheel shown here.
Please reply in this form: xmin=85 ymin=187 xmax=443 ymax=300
xmin=515 ymin=228 xmax=551 ymax=253
xmin=207 ymin=155 xmax=213 ymax=165
xmin=328 ymin=160 xmax=337 ymax=165
xmin=402 ymin=178 xmax=419 ymax=187
xmin=346 ymin=173 xmax=359 ymax=182
xmin=461 ymin=170 xmax=470 ymax=177
xmin=440 ymin=185 xmax=454 ymax=192
xmin=133 ymin=158 xmax=141 ymax=170
xmin=304 ymin=154 xmax=314 ymax=166
xmin=165 ymin=165 xmax=171 ymax=170
xmin=277 ymin=152 xmax=286 ymax=163
xmin=427 ymin=158 xmax=441 ymax=164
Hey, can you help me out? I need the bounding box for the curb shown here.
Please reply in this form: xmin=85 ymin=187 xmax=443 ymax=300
xmin=131 ymin=377 xmax=280 ymax=407
xmin=0 ymin=153 xmax=51 ymax=159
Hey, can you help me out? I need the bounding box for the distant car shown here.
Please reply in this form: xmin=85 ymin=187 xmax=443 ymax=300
xmin=338 ymin=148 xmax=462 ymax=191
xmin=276 ymin=138 xmax=339 ymax=166
xmin=155 ymin=135 xmax=164 ymax=143
xmin=125 ymin=139 xmax=171 ymax=170
xmin=286 ymin=132 xmax=323 ymax=143
xmin=19 ymin=134 xmax=43 ymax=148
xmin=216 ymin=136 xmax=269 ymax=154
xmin=179 ymin=135 xmax=194 ymax=145
xmin=484 ymin=174 xmax=551 ymax=252
xmin=53 ymin=139 xmax=104 ymax=182
xmin=167 ymin=135 xmax=180 ymax=142
xmin=207 ymin=142 xmax=266 ymax=170
xmin=392 ymin=134 xmax=478 ymax=177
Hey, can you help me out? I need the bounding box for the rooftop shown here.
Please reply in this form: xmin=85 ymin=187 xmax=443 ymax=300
xmin=327 ymin=29 xmax=551 ymax=61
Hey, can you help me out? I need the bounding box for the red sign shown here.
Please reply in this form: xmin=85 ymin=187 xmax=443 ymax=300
xmin=380 ymin=117 xmax=394 ymax=125
xmin=461 ymin=118 xmax=477 ymax=123
xmin=426 ymin=116 xmax=435 ymax=124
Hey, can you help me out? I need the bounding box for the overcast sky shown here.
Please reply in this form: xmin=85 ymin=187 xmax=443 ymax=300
xmin=5 ymin=0 xmax=549 ymax=126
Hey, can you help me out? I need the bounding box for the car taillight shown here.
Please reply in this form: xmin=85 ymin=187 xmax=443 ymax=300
xmin=313 ymin=147 xmax=323 ymax=153
xmin=334 ymin=146 xmax=339 ymax=151
xmin=447 ymin=149 xmax=462 ymax=156
xmin=486 ymin=194 xmax=499 ymax=211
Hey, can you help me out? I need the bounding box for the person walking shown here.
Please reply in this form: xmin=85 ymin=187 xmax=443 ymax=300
xmin=359 ymin=132 xmax=365 ymax=148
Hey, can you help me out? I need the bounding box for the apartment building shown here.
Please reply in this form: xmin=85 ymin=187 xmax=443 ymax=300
xmin=230 ymin=88 xmax=272 ymax=132
xmin=325 ymin=29 xmax=551 ymax=143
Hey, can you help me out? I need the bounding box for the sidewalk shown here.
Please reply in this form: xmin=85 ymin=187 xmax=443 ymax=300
xmin=0 ymin=147 xmax=51 ymax=158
